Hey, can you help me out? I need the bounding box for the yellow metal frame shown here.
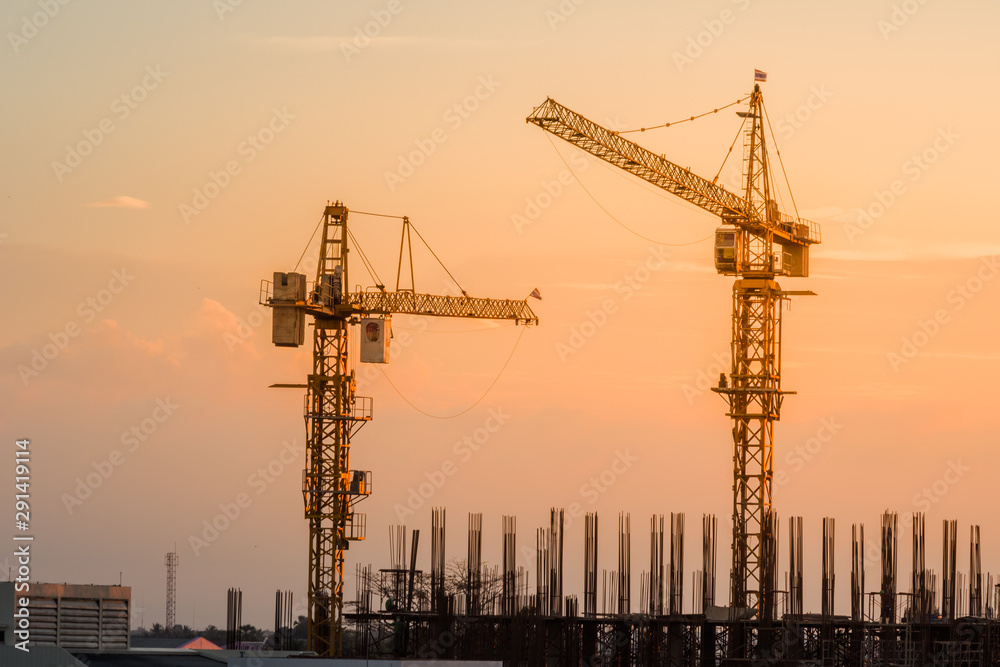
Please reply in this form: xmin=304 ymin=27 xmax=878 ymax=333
xmin=528 ymin=80 xmax=819 ymax=621
xmin=266 ymin=203 xmax=538 ymax=657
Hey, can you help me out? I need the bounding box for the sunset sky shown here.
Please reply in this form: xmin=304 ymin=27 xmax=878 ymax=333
xmin=3 ymin=0 xmax=999 ymax=629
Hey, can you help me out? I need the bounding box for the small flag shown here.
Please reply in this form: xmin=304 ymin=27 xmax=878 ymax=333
xmin=529 ymin=288 xmax=542 ymax=300
xmin=754 ymin=69 xmax=767 ymax=82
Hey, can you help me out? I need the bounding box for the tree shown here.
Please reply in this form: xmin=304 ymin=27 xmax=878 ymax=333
xmin=239 ymin=624 xmax=265 ymax=643
xmin=173 ymin=625 xmax=195 ymax=638
xmin=444 ymin=558 xmax=503 ymax=614
xmin=291 ymin=615 xmax=307 ymax=641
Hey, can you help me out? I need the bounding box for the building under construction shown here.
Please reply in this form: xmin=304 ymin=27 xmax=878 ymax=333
xmin=344 ymin=509 xmax=1000 ymax=665
xmin=256 ymin=77 xmax=999 ymax=665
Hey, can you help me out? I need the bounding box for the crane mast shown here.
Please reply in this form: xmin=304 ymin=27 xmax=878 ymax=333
xmin=263 ymin=203 xmax=537 ymax=656
xmin=528 ymin=82 xmax=820 ymax=619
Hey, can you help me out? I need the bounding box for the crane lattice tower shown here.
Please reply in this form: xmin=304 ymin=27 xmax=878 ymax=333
xmin=164 ymin=551 xmax=178 ymax=633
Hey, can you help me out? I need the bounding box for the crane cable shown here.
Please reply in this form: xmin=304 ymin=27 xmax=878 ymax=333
xmin=351 ymin=210 xmax=404 ymax=220
xmin=346 ymin=227 xmax=385 ymax=289
xmin=393 ymin=322 xmax=517 ymax=334
xmin=406 ymin=222 xmax=468 ymax=297
xmin=617 ymin=94 xmax=751 ymax=135
xmin=292 ymin=212 xmax=325 ymax=274
xmin=353 ymin=210 xmax=469 ymax=297
xmin=375 ymin=325 xmax=527 ymax=419
xmin=546 ymin=134 xmax=714 ymax=247
xmin=288 ymin=210 xmax=386 ymax=288
xmin=762 ymin=103 xmax=802 ymax=221
xmin=713 ymin=111 xmax=750 ymax=187
xmin=291 ymin=208 xmax=531 ymax=419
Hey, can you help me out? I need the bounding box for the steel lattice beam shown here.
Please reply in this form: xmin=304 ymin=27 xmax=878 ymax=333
xmin=526 ymin=97 xmax=820 ymax=247
xmin=343 ymin=291 xmax=537 ymax=324
xmin=527 ymin=98 xmax=751 ymax=220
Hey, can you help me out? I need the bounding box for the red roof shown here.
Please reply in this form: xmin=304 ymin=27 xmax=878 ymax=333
xmin=177 ymin=636 xmax=222 ymax=650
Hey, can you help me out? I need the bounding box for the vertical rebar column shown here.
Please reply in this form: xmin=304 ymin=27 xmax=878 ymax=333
xmin=406 ymin=529 xmax=419 ymax=615
xmin=549 ymin=508 xmax=564 ymax=616
xmin=502 ymin=515 xmax=516 ymax=616
xmin=274 ymin=590 xmax=292 ymax=650
xmin=702 ymin=514 xmax=717 ymax=613
xmin=822 ymin=517 xmax=835 ymax=617
xmin=912 ymin=512 xmax=927 ymax=620
xmin=354 ymin=564 xmax=370 ymax=614
xmin=618 ymin=513 xmax=631 ymax=615
xmin=649 ymin=515 xmax=664 ymax=615
xmin=431 ymin=508 xmax=446 ymax=613
xmin=585 ymin=513 xmax=598 ymax=616
xmin=761 ymin=510 xmax=777 ymax=621
xmin=226 ymin=588 xmax=242 ymax=650
xmin=670 ymin=513 xmax=685 ymax=615
xmin=789 ymin=516 xmax=803 ymax=616
xmin=881 ymin=511 xmax=897 ymax=623
xmin=536 ymin=526 xmax=549 ymax=614
xmin=468 ymin=513 xmax=482 ymax=616
xmin=986 ymin=573 xmax=995 ymax=618
xmin=389 ymin=525 xmax=406 ymax=570
xmin=957 ymin=572 xmax=966 ymax=617
xmin=275 ymin=589 xmax=283 ymax=651
xmin=851 ymin=524 xmax=864 ymax=622
xmin=692 ymin=571 xmax=703 ymax=614
xmin=942 ymin=519 xmax=958 ymax=620
xmin=970 ymin=525 xmax=982 ymax=617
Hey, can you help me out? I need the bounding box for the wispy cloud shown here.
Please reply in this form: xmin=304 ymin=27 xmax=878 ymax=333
xmin=801 ymin=206 xmax=857 ymax=223
xmin=235 ymin=33 xmax=512 ymax=54
xmin=86 ymin=196 xmax=150 ymax=209
xmin=836 ymin=382 xmax=926 ymax=400
xmin=813 ymin=245 xmax=1000 ymax=262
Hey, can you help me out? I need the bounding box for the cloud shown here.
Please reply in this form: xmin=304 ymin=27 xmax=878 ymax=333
xmin=85 ymin=196 xmax=150 ymax=209
xmin=236 ymin=33 xmax=510 ymax=54
xmin=813 ymin=245 xmax=1000 ymax=262
xmin=236 ymin=34 xmax=430 ymax=54
xmin=800 ymin=206 xmax=857 ymax=223
xmin=245 ymin=35 xmax=342 ymax=53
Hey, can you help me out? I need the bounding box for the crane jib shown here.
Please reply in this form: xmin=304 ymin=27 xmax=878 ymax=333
xmin=527 ymin=98 xmax=819 ymax=248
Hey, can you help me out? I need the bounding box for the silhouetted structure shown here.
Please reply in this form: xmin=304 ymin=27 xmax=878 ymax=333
xmin=344 ymin=509 xmax=1000 ymax=665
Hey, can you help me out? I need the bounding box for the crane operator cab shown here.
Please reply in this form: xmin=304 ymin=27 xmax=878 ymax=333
xmin=714 ymin=226 xmax=740 ymax=275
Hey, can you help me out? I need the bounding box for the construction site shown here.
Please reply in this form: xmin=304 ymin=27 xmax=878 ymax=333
xmin=237 ymin=79 xmax=999 ymax=665
xmin=7 ymin=8 xmax=997 ymax=659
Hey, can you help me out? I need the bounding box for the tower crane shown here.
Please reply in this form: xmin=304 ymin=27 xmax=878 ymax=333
xmin=527 ymin=80 xmax=820 ymax=618
xmin=261 ymin=203 xmax=538 ymax=656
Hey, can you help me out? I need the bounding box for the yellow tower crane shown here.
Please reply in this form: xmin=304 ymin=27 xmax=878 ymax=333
xmin=261 ymin=203 xmax=538 ymax=656
xmin=527 ymin=80 xmax=820 ymax=619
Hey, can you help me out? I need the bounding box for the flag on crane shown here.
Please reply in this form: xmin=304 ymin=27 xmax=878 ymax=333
xmin=754 ymin=69 xmax=767 ymax=82
xmin=529 ymin=288 xmax=542 ymax=300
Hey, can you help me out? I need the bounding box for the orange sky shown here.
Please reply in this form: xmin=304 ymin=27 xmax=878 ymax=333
xmin=2 ymin=0 xmax=999 ymax=628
